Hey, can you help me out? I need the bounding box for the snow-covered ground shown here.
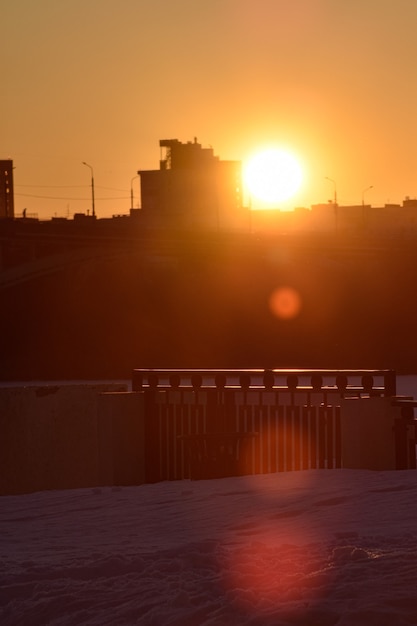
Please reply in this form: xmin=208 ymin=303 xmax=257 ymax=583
xmin=1 ymin=468 xmax=417 ymax=625
xmin=1 ymin=376 xmax=417 ymax=625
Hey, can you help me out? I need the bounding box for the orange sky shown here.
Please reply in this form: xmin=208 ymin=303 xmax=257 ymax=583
xmin=2 ymin=0 xmax=417 ymax=219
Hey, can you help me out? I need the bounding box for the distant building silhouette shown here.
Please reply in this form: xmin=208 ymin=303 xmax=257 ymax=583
xmin=0 ymin=160 xmax=14 ymax=219
xmin=138 ymin=138 xmax=245 ymax=230
xmin=3 ymin=137 xmax=417 ymax=238
xmin=309 ymin=198 xmax=417 ymax=235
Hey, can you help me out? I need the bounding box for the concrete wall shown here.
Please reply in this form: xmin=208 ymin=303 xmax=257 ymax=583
xmin=97 ymin=391 xmax=145 ymax=487
xmin=340 ymin=396 xmax=413 ymax=470
xmin=0 ymin=384 xmax=147 ymax=496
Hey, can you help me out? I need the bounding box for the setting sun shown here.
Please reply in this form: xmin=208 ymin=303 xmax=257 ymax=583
xmin=244 ymin=148 xmax=303 ymax=207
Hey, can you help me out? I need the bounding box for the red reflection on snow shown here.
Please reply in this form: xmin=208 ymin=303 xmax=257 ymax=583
xmin=219 ymin=522 xmax=333 ymax=618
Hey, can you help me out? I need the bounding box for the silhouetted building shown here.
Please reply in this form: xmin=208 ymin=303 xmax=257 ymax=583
xmin=307 ymin=198 xmax=417 ymax=234
xmin=138 ymin=138 xmax=244 ymax=230
xmin=0 ymin=160 xmax=14 ymax=219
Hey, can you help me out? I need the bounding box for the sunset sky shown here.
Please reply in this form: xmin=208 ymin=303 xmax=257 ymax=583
xmin=3 ymin=0 xmax=417 ymax=219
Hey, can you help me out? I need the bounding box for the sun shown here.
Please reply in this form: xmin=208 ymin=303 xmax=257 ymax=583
xmin=244 ymin=147 xmax=303 ymax=206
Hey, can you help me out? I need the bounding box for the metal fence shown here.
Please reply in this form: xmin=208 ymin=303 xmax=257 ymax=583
xmin=132 ymin=368 xmax=399 ymax=482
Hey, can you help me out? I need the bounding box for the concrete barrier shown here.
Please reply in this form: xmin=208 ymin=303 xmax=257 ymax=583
xmin=97 ymin=391 xmax=145 ymax=487
xmin=0 ymin=383 xmax=127 ymax=495
xmin=340 ymin=396 xmax=416 ymax=470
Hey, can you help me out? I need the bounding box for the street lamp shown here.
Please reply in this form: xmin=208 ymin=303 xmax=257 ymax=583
xmin=130 ymin=175 xmax=139 ymax=210
xmin=361 ymin=185 xmax=373 ymax=232
xmin=325 ymin=176 xmax=338 ymax=206
xmin=362 ymin=185 xmax=373 ymax=206
xmin=82 ymin=161 xmax=95 ymax=217
xmin=325 ymin=177 xmax=338 ymax=231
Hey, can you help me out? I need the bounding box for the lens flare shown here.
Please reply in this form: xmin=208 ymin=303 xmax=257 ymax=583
xmin=269 ymin=286 xmax=302 ymax=320
xmin=219 ymin=522 xmax=334 ymax=618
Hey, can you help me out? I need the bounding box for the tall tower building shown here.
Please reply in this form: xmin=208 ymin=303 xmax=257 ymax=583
xmin=0 ymin=160 xmax=14 ymax=218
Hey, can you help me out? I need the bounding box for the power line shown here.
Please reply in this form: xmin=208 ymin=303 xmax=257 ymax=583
xmin=96 ymin=186 xmax=130 ymax=192
xmin=15 ymin=184 xmax=88 ymax=189
xmin=16 ymin=193 xmax=129 ymax=201
xmin=16 ymin=184 xmax=129 ymax=192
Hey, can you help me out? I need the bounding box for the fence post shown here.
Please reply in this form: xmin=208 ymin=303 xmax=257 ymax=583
xmin=144 ymin=389 xmax=161 ymax=483
xmin=384 ymin=370 xmax=397 ymax=396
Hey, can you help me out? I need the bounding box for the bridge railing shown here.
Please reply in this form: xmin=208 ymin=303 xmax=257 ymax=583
xmin=131 ymin=368 xmax=400 ymax=482
xmin=132 ymin=368 xmax=397 ymax=398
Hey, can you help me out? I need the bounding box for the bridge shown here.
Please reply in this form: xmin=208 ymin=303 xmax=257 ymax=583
xmin=2 ymin=218 xmax=417 ymax=380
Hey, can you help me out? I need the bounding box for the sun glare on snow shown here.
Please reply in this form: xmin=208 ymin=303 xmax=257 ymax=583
xmin=244 ymin=147 xmax=303 ymax=207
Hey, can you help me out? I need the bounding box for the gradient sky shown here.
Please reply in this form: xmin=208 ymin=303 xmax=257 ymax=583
xmin=3 ymin=0 xmax=417 ymax=219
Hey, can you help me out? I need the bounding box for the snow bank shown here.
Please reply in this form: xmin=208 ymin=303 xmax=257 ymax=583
xmin=1 ymin=468 xmax=417 ymax=625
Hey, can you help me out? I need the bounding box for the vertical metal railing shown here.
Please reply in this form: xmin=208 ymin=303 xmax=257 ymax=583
xmin=135 ymin=368 xmax=397 ymax=482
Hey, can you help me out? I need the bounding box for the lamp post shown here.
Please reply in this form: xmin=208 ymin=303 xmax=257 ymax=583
xmin=362 ymin=185 xmax=373 ymax=206
xmin=325 ymin=176 xmax=338 ymax=205
xmin=362 ymin=185 xmax=373 ymax=232
xmin=325 ymin=177 xmax=338 ymax=231
xmin=130 ymin=175 xmax=139 ymax=210
xmin=82 ymin=161 xmax=95 ymax=217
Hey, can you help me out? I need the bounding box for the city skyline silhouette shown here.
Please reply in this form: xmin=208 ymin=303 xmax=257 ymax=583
xmin=2 ymin=1 xmax=417 ymax=219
